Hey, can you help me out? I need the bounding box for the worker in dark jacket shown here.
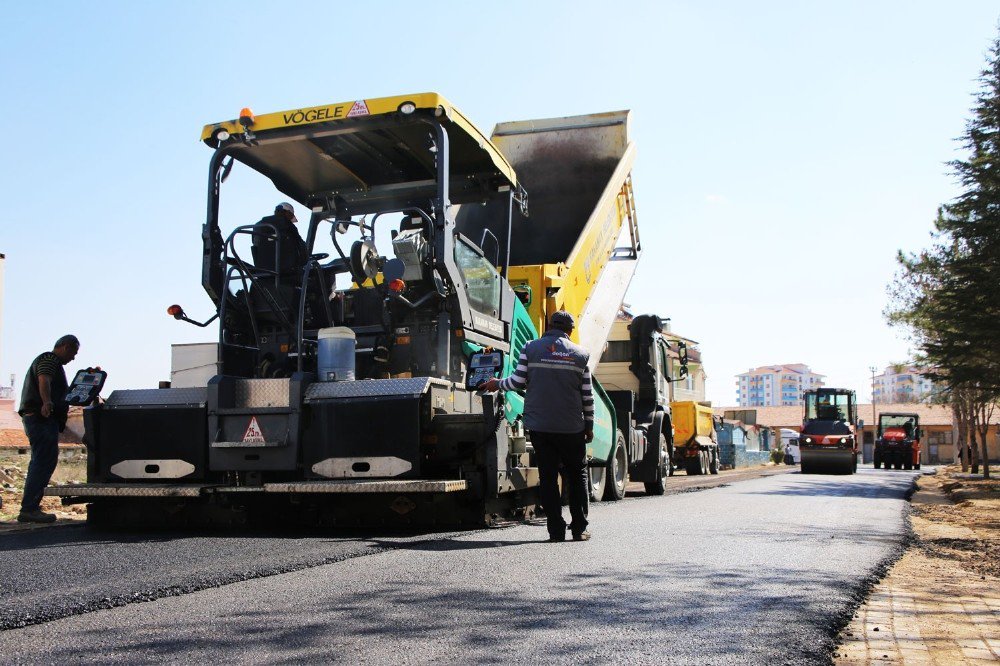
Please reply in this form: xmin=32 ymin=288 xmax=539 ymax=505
xmin=17 ymin=334 xmax=80 ymax=523
xmin=483 ymin=310 xmax=594 ymax=542
xmin=252 ymin=202 xmax=308 ymax=276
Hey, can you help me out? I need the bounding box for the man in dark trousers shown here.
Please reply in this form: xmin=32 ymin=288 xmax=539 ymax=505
xmin=252 ymin=202 xmax=308 ymax=275
xmin=483 ymin=311 xmax=594 ymax=542
xmin=17 ymin=334 xmax=80 ymax=523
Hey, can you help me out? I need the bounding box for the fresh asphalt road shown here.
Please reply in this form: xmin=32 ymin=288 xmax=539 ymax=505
xmin=0 ymin=467 xmax=921 ymax=664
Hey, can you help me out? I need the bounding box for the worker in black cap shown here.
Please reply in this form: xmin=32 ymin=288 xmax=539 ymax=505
xmin=483 ymin=310 xmax=594 ymax=542
xmin=252 ymin=202 xmax=308 ymax=276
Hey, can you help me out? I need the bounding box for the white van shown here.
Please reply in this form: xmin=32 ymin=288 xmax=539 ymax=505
xmin=781 ymin=428 xmax=801 ymax=465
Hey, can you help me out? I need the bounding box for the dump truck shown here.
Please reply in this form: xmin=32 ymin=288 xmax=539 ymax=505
xmin=594 ymin=314 xmax=688 ymax=496
xmin=874 ymin=412 xmax=921 ymax=470
xmin=472 ymin=113 xmax=675 ymax=501
xmin=47 ymin=93 xmax=659 ymax=526
xmin=670 ymin=401 xmax=719 ymax=475
xmin=799 ymin=388 xmax=858 ymax=474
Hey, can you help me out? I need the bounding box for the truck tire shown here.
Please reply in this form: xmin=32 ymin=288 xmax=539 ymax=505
xmin=603 ymin=430 xmax=628 ymax=501
xmin=701 ymin=450 xmax=710 ymax=475
xmin=915 ymin=463 xmax=921 ymax=470
xmin=643 ymin=433 xmax=668 ymax=496
xmin=588 ymin=465 xmax=606 ymax=502
xmin=709 ymin=449 xmax=719 ymax=475
xmin=873 ymin=453 xmax=881 ymax=469
xmin=685 ymin=456 xmax=701 ymax=475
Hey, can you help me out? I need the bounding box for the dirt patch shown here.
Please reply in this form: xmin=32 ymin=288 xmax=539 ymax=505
xmin=0 ymin=450 xmax=87 ymax=527
xmin=913 ymin=469 xmax=1000 ymax=579
xmin=836 ymin=466 xmax=1000 ymax=664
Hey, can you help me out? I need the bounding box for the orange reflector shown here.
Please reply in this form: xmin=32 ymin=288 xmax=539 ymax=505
xmin=167 ymin=304 xmax=183 ymax=317
xmin=454 ymin=329 xmax=463 ymax=338
xmin=389 ymin=279 xmax=406 ymax=293
xmin=396 ymin=336 xmax=411 ymax=345
xmin=280 ymin=344 xmax=289 ymax=353
xmin=239 ymin=107 xmax=255 ymax=126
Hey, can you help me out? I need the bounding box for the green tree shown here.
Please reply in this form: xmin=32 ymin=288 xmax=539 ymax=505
xmin=887 ymin=34 xmax=1000 ymax=478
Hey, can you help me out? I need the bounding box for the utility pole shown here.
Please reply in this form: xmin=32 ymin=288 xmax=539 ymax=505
xmin=869 ymin=366 xmax=878 ymax=445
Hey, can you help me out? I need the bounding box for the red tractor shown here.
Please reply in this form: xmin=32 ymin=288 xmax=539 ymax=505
xmin=874 ymin=413 xmax=921 ymax=470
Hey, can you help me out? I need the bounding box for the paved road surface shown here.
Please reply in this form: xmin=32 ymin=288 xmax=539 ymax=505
xmin=0 ymin=467 xmax=920 ymax=664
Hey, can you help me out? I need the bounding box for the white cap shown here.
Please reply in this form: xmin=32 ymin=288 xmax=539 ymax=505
xmin=275 ymin=202 xmax=297 ymax=222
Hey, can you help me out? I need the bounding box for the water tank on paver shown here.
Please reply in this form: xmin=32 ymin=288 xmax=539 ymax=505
xmin=317 ymin=327 xmax=356 ymax=381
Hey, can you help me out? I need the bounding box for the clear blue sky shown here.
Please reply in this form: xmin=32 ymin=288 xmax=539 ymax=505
xmin=1 ymin=1 xmax=997 ymax=406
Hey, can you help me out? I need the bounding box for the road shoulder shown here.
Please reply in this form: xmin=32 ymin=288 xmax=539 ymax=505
xmin=836 ymin=467 xmax=1000 ymax=665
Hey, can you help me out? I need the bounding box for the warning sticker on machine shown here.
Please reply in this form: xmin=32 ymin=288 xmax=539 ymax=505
xmin=242 ymin=416 xmax=266 ymax=444
xmin=347 ymin=100 xmax=370 ymax=117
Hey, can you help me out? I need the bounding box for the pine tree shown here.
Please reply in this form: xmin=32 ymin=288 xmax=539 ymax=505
xmin=887 ymin=35 xmax=1000 ymax=477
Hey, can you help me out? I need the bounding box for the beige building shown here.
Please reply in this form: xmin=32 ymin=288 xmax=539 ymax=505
xmin=596 ymin=311 xmax=707 ymax=404
xmin=715 ymin=402 xmax=1000 ymax=465
xmin=872 ymin=364 xmax=935 ymax=404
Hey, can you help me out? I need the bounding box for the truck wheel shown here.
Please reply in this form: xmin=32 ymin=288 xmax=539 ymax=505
xmin=685 ymin=457 xmax=701 ymax=475
xmin=709 ymin=449 xmax=719 ymax=475
xmin=915 ymin=463 xmax=921 ymax=470
xmin=873 ymin=454 xmax=881 ymax=469
xmin=602 ymin=430 xmax=628 ymax=501
xmin=904 ymin=461 xmax=912 ymax=471
xmin=644 ymin=434 xmax=668 ymax=496
xmin=588 ymin=465 xmax=606 ymax=502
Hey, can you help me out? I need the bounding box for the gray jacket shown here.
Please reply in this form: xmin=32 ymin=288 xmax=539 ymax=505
xmin=498 ymin=330 xmax=594 ymax=434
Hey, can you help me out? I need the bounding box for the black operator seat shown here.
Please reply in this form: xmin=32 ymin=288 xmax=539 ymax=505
xmin=247 ymin=227 xmax=301 ymax=324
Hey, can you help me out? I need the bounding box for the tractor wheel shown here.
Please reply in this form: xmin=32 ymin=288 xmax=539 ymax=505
xmin=588 ymin=465 xmax=606 ymax=503
xmin=602 ymin=430 xmax=628 ymax=501
xmin=644 ymin=433 xmax=668 ymax=496
xmin=709 ymin=449 xmax=720 ymax=475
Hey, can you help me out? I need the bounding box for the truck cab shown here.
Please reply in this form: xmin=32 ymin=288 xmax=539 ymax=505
xmin=874 ymin=413 xmax=921 ymax=470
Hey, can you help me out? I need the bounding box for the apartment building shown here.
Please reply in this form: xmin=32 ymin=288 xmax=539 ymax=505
xmin=736 ymin=364 xmax=825 ymax=407
xmin=872 ymin=365 xmax=935 ymax=404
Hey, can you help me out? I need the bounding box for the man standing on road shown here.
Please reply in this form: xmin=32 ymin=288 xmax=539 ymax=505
xmin=483 ymin=311 xmax=594 ymax=542
xmin=16 ymin=335 xmax=80 ymax=523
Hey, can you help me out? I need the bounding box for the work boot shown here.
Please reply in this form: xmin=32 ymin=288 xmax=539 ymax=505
xmin=17 ymin=509 xmax=56 ymax=524
xmin=572 ymin=530 xmax=591 ymax=542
